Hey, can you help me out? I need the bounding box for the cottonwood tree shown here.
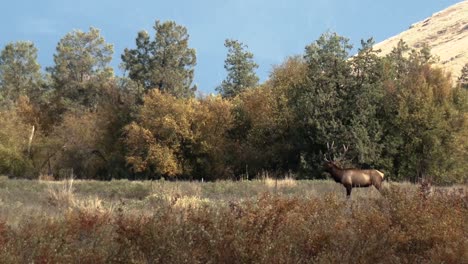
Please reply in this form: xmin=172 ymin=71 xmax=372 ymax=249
xmin=0 ymin=104 xmax=35 ymax=177
xmin=124 ymin=90 xmax=233 ymax=180
xmin=121 ymin=20 xmax=197 ymax=98
xmin=227 ymin=57 xmax=306 ymax=176
xmin=42 ymin=78 xmax=141 ymax=180
xmin=217 ymin=39 xmax=259 ymax=98
xmin=0 ymin=43 xmax=44 ymax=177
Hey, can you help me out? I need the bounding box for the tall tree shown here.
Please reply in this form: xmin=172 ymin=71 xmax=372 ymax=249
xmin=0 ymin=41 xmax=42 ymax=103
xmin=216 ymin=39 xmax=259 ymax=98
xmin=347 ymin=38 xmax=385 ymax=166
xmin=293 ymin=32 xmax=353 ymax=176
xmin=47 ymin=27 xmax=114 ymax=109
xmin=121 ymin=20 xmax=197 ymax=98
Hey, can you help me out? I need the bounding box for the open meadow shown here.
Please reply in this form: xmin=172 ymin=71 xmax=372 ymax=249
xmin=1 ymin=1 xmax=468 ymax=263
xmin=0 ymin=176 xmax=467 ymax=263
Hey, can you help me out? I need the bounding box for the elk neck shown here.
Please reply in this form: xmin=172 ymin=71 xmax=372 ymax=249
xmin=326 ymin=162 xmax=344 ymax=182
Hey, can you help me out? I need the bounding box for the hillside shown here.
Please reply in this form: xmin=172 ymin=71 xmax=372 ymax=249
xmin=374 ymin=0 xmax=468 ymax=83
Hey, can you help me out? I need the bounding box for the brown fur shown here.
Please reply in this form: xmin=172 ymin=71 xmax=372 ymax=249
xmin=324 ymin=161 xmax=384 ymax=197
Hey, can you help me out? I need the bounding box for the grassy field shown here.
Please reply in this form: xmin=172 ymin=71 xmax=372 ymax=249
xmin=0 ymin=176 xmax=467 ymax=263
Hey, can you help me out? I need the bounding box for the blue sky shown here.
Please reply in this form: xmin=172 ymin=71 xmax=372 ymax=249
xmin=0 ymin=0 xmax=462 ymax=94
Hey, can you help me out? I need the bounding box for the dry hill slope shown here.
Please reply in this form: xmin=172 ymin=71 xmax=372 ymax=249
xmin=374 ymin=0 xmax=468 ymax=82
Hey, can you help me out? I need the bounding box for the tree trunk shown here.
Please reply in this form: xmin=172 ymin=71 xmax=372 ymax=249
xmin=28 ymin=125 xmax=35 ymax=157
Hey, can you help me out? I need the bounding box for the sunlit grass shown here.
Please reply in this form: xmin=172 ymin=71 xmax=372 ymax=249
xmin=262 ymin=176 xmax=298 ymax=189
xmin=0 ymin=176 xmax=466 ymax=263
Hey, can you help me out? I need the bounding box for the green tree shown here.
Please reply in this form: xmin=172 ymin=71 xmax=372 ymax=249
xmin=47 ymin=27 xmax=114 ymax=110
xmin=347 ymin=38 xmax=385 ymax=166
xmin=216 ymin=39 xmax=259 ymax=98
xmin=0 ymin=41 xmax=42 ymax=104
xmin=386 ymin=39 xmax=410 ymax=80
xmin=380 ymin=44 xmax=467 ymax=183
xmin=293 ymin=32 xmax=353 ymax=176
xmin=121 ymin=20 xmax=197 ymax=98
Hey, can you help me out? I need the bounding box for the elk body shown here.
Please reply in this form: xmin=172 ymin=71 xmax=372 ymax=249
xmin=324 ymin=161 xmax=385 ymax=197
xmin=323 ymin=142 xmax=385 ymax=196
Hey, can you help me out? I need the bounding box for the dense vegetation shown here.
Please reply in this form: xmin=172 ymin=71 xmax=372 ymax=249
xmin=0 ymin=177 xmax=467 ymax=263
xmin=0 ymin=21 xmax=467 ymax=183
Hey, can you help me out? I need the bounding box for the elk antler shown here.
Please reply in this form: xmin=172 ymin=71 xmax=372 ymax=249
xmin=324 ymin=141 xmax=351 ymax=164
xmin=342 ymin=144 xmax=349 ymax=155
xmin=324 ymin=141 xmax=335 ymax=162
xmin=334 ymin=144 xmax=350 ymax=163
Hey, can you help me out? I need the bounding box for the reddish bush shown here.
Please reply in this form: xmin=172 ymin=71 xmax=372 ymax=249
xmin=1 ymin=187 xmax=467 ymax=263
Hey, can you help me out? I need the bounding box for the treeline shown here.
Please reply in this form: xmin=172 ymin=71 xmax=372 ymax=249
xmin=0 ymin=21 xmax=467 ymax=183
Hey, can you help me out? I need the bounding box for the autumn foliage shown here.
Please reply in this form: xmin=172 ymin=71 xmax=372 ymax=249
xmin=0 ymin=25 xmax=467 ymax=184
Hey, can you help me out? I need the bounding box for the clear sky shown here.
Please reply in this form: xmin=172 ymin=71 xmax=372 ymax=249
xmin=0 ymin=0 xmax=462 ymax=94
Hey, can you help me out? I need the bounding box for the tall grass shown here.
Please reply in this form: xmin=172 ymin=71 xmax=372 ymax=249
xmin=47 ymin=176 xmax=75 ymax=208
xmin=0 ymin=177 xmax=466 ymax=263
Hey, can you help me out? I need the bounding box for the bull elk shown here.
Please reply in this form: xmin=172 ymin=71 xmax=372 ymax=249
xmin=323 ymin=142 xmax=384 ymax=197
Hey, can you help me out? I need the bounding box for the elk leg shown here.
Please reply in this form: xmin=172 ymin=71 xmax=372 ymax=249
xmin=346 ymin=186 xmax=352 ymax=197
xmin=374 ymin=183 xmax=382 ymax=192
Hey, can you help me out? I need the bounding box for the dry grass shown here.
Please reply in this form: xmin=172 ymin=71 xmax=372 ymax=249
xmin=0 ymin=177 xmax=466 ymax=263
xmin=38 ymin=174 xmax=54 ymax=181
xmin=46 ymin=177 xmax=75 ymax=208
xmin=263 ymin=176 xmax=297 ymax=189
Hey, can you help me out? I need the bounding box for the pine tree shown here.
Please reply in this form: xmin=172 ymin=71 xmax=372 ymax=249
xmin=47 ymin=27 xmax=114 ymax=110
xmin=216 ymin=39 xmax=259 ymax=98
xmin=0 ymin=42 xmax=42 ymax=103
xmin=121 ymin=20 xmax=197 ymax=98
xmin=294 ymin=32 xmax=353 ymax=175
xmin=347 ymin=38 xmax=385 ymax=166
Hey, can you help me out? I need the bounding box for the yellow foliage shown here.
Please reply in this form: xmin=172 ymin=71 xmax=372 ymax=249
xmin=147 ymin=144 xmax=181 ymax=176
xmin=124 ymin=90 xmax=234 ymax=178
xmin=0 ymin=108 xmax=30 ymax=150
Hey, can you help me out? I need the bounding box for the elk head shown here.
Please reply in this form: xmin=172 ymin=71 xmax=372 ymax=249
xmin=323 ymin=141 xmax=349 ymax=168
